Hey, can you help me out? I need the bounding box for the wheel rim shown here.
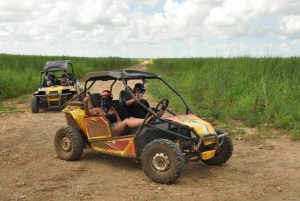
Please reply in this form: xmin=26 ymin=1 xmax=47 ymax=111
xmin=151 ymin=152 xmax=171 ymax=172
xmin=61 ymin=136 xmax=72 ymax=152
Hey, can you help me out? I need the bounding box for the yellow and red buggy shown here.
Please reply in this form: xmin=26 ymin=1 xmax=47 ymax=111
xmin=54 ymin=70 xmax=233 ymax=184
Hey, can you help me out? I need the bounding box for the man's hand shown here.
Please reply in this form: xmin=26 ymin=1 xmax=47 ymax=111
xmin=157 ymin=110 xmax=164 ymax=117
xmin=135 ymin=93 xmax=143 ymax=101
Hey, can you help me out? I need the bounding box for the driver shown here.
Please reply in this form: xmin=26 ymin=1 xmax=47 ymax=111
xmin=126 ymin=83 xmax=150 ymax=119
xmin=126 ymin=83 xmax=164 ymax=119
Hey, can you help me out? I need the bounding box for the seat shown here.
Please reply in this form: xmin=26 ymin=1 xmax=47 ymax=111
xmin=118 ymin=90 xmax=132 ymax=120
xmin=87 ymin=92 xmax=101 ymax=108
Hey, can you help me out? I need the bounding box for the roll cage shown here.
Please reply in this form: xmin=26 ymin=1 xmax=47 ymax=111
xmin=80 ymin=70 xmax=225 ymax=147
xmin=39 ymin=60 xmax=76 ymax=88
xmin=82 ymin=70 xmax=193 ymax=115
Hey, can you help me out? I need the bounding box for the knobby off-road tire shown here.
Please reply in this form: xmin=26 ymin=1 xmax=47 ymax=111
xmin=54 ymin=126 xmax=84 ymax=161
xmin=202 ymin=128 xmax=233 ymax=166
xmin=31 ymin=96 xmax=39 ymax=113
xmin=141 ymin=139 xmax=185 ymax=184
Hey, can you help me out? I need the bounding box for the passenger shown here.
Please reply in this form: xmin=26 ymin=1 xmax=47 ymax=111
xmin=60 ymin=73 xmax=73 ymax=86
xmin=83 ymin=90 xmax=152 ymax=136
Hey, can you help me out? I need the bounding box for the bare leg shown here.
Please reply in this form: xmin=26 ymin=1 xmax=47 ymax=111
xmin=126 ymin=117 xmax=145 ymax=127
xmin=112 ymin=117 xmax=144 ymax=136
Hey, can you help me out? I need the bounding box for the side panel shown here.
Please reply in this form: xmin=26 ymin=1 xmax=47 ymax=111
xmin=84 ymin=116 xmax=112 ymax=139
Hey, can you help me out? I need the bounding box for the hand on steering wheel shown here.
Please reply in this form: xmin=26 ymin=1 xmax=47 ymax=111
xmin=155 ymin=98 xmax=169 ymax=117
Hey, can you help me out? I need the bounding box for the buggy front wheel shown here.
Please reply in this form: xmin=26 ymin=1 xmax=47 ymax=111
xmin=31 ymin=96 xmax=39 ymax=113
xmin=202 ymin=128 xmax=233 ymax=166
xmin=141 ymin=139 xmax=185 ymax=184
xmin=54 ymin=126 xmax=84 ymax=161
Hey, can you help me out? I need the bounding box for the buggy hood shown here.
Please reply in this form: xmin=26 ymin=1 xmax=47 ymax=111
xmin=165 ymin=114 xmax=216 ymax=137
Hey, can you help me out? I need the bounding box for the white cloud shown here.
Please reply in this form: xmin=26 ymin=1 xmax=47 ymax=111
xmin=292 ymin=40 xmax=300 ymax=46
xmin=277 ymin=15 xmax=300 ymax=39
xmin=0 ymin=0 xmax=299 ymax=57
xmin=164 ymin=0 xmax=208 ymax=27
xmin=123 ymin=0 xmax=161 ymax=6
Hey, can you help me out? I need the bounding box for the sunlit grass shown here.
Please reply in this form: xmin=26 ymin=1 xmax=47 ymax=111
xmin=147 ymin=57 xmax=300 ymax=138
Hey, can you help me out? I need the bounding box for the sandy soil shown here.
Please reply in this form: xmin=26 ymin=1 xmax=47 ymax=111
xmin=0 ymin=62 xmax=300 ymax=201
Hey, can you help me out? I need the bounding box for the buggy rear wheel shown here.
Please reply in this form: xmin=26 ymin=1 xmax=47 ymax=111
xmin=141 ymin=139 xmax=185 ymax=184
xmin=54 ymin=126 xmax=84 ymax=161
xmin=31 ymin=96 xmax=39 ymax=113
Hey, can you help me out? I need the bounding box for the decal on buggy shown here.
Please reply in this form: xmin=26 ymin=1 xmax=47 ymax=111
xmin=166 ymin=114 xmax=216 ymax=137
xmin=92 ymin=137 xmax=136 ymax=156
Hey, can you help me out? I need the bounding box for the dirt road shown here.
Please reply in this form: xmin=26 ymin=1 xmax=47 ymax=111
xmin=0 ymin=62 xmax=300 ymax=201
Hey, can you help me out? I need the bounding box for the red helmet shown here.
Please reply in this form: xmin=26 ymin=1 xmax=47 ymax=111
xmin=101 ymin=90 xmax=113 ymax=98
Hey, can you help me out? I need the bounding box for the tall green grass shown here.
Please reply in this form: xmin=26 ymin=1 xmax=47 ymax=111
xmin=0 ymin=54 xmax=138 ymax=101
xmin=148 ymin=57 xmax=300 ymax=131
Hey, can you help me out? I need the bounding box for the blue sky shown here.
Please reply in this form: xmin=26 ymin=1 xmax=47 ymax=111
xmin=0 ymin=0 xmax=300 ymax=58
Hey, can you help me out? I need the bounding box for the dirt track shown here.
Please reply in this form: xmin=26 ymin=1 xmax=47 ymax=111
xmin=1 ymin=62 xmax=300 ymax=201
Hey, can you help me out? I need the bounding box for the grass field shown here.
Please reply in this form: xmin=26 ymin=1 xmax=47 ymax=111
xmin=147 ymin=57 xmax=300 ymax=140
xmin=0 ymin=54 xmax=299 ymax=139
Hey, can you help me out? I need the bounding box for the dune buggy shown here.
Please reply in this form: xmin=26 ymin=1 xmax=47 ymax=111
xmin=31 ymin=60 xmax=83 ymax=113
xmin=54 ymin=70 xmax=233 ymax=184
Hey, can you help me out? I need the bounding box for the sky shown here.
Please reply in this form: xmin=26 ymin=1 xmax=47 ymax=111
xmin=0 ymin=0 xmax=300 ymax=58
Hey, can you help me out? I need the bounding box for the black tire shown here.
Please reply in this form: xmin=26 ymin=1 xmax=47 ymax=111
xmin=31 ymin=96 xmax=39 ymax=113
xmin=141 ymin=139 xmax=185 ymax=184
xmin=202 ymin=128 xmax=233 ymax=166
xmin=54 ymin=126 xmax=84 ymax=161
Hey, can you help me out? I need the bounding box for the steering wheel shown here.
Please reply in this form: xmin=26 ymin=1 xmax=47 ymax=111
xmin=155 ymin=98 xmax=169 ymax=117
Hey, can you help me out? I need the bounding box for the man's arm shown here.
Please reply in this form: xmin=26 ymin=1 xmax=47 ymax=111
xmin=126 ymin=98 xmax=136 ymax=106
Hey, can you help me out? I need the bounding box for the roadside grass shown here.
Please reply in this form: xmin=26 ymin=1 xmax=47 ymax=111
xmin=291 ymin=131 xmax=300 ymax=141
xmin=147 ymin=57 xmax=300 ymax=140
xmin=0 ymin=103 xmax=18 ymax=114
xmin=0 ymin=104 xmax=16 ymax=112
xmin=0 ymin=94 xmax=30 ymax=114
xmin=16 ymin=95 xmax=31 ymax=104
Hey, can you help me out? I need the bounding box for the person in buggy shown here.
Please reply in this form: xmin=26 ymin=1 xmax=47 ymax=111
xmin=43 ymin=74 xmax=57 ymax=87
xmin=83 ymin=90 xmax=153 ymax=136
xmin=126 ymin=83 xmax=164 ymax=119
xmin=60 ymin=73 xmax=73 ymax=86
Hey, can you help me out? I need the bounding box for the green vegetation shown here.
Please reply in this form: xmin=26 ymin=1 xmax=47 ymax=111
xmin=0 ymin=54 xmax=138 ymax=101
xmin=147 ymin=57 xmax=300 ymax=139
xmin=1 ymin=54 xmax=299 ymax=140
